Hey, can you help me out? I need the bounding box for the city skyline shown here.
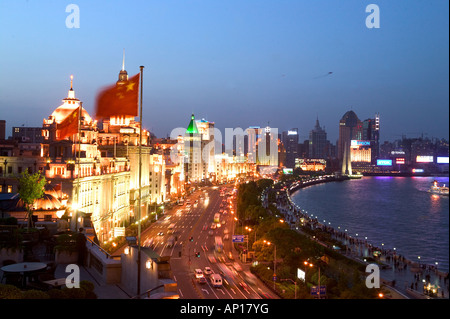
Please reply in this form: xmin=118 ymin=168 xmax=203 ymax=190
xmin=0 ymin=0 xmax=448 ymax=143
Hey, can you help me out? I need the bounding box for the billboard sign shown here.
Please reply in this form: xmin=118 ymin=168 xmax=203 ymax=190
xmin=377 ymin=159 xmax=392 ymax=166
xmin=297 ymin=269 xmax=305 ymax=282
xmin=395 ymin=158 xmax=405 ymax=164
xmin=416 ymin=156 xmax=433 ymax=163
xmin=437 ymin=157 xmax=449 ymax=164
xmin=351 ymin=140 xmax=371 ymax=146
xmin=283 ymin=168 xmax=293 ymax=175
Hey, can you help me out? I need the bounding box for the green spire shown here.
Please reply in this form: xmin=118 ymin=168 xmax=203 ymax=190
xmin=186 ymin=113 xmax=199 ymax=134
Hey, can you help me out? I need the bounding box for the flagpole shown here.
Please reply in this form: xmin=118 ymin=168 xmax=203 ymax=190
xmin=137 ymin=65 xmax=144 ymax=298
xmin=76 ymin=101 xmax=82 ymax=233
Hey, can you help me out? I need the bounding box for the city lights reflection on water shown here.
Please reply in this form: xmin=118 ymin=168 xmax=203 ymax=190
xmin=291 ymin=176 xmax=449 ymax=271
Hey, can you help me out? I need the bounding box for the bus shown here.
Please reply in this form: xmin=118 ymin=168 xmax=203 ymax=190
xmin=215 ymin=236 xmax=223 ymax=253
xmin=214 ymin=213 xmax=220 ymax=224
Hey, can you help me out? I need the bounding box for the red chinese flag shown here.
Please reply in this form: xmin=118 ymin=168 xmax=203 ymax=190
xmin=95 ymin=73 xmax=140 ymax=118
xmin=57 ymin=107 xmax=80 ymax=140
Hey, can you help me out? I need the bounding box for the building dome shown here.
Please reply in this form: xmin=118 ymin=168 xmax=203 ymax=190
xmin=48 ymin=75 xmax=93 ymax=124
xmin=340 ymin=110 xmax=359 ymax=127
xmin=50 ymin=104 xmax=93 ymax=124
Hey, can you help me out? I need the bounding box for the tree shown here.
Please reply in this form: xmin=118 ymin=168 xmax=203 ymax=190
xmin=17 ymin=171 xmax=46 ymax=230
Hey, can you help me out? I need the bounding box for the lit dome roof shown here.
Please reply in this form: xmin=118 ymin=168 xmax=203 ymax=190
xmin=49 ymin=75 xmax=93 ymax=124
xmin=50 ymin=103 xmax=93 ymax=124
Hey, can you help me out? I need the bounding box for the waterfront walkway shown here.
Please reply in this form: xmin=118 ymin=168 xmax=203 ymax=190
xmin=276 ymin=185 xmax=449 ymax=300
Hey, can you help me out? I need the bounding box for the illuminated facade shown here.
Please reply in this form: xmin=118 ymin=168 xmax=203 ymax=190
xmin=350 ymin=140 xmax=372 ymax=163
xmin=0 ymin=66 xmax=166 ymax=243
xmin=184 ymin=114 xmax=202 ymax=183
xmin=195 ymin=118 xmax=216 ymax=180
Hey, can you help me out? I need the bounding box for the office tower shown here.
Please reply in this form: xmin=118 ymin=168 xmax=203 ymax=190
xmin=309 ymin=118 xmax=327 ymax=159
xmin=338 ymin=110 xmax=363 ymax=175
xmin=282 ymin=129 xmax=299 ymax=168
xmin=362 ymin=113 xmax=380 ymax=164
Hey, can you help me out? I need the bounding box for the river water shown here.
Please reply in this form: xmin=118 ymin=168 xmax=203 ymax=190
xmin=291 ymin=176 xmax=449 ymax=272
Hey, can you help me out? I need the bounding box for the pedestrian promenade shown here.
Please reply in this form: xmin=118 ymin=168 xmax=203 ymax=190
xmin=276 ymin=190 xmax=449 ymax=300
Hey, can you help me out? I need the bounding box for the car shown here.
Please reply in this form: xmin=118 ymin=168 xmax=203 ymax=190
xmin=208 ymin=255 xmax=217 ymax=263
xmin=239 ymin=282 xmax=250 ymax=293
xmin=221 ymin=220 xmax=226 ymax=225
xmin=194 ymin=269 xmax=204 ymax=279
xmin=210 ymin=223 xmax=216 ymax=229
xmin=223 ymin=227 xmax=229 ymax=234
xmin=157 ymin=232 xmax=164 ymax=236
xmin=227 ymin=252 xmax=234 ymax=260
xmin=204 ymin=267 xmax=212 ymax=276
xmin=232 ymin=262 xmax=242 ymax=272
xmin=208 ymin=230 xmax=214 ymax=236
xmin=223 ymin=234 xmax=229 ymax=240
xmin=197 ymin=276 xmax=207 ymax=284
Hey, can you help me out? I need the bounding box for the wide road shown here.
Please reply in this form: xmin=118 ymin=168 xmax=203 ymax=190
xmin=140 ymin=185 xmax=277 ymax=299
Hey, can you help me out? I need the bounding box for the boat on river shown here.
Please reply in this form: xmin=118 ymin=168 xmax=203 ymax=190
xmin=429 ymin=180 xmax=449 ymax=196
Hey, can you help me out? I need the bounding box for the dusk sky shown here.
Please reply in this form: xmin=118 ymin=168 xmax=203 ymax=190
xmin=0 ymin=0 xmax=448 ymax=143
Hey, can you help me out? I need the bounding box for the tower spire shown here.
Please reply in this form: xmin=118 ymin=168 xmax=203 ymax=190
xmin=67 ymin=75 xmax=76 ymax=99
xmin=117 ymin=50 xmax=128 ymax=84
xmin=122 ymin=48 xmax=125 ymax=71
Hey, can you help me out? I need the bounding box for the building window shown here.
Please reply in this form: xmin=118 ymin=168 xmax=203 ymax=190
xmin=7 ymin=185 xmax=12 ymax=193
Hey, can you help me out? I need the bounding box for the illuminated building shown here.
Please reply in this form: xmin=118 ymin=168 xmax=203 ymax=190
xmin=195 ymin=118 xmax=216 ymax=181
xmin=362 ymin=114 xmax=380 ymax=164
xmin=282 ymin=129 xmax=299 ymax=169
xmin=246 ymin=126 xmax=260 ymax=164
xmin=295 ymin=158 xmax=327 ymax=172
xmin=0 ymin=63 xmax=164 ymax=242
xmin=256 ymin=126 xmax=279 ymax=166
xmin=184 ymin=114 xmax=202 ymax=183
xmin=350 ymin=140 xmax=372 ymax=162
xmin=149 ymin=154 xmax=166 ymax=204
xmin=338 ymin=110 xmax=363 ymax=175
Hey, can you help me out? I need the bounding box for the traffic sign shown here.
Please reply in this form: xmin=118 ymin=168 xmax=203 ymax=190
xmin=310 ymin=285 xmax=326 ymax=296
xmin=232 ymin=235 xmax=245 ymax=243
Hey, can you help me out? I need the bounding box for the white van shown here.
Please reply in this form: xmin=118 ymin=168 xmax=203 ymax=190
xmin=210 ymin=274 xmax=222 ymax=288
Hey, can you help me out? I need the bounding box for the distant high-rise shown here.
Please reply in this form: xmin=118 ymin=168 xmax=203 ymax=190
xmin=309 ymin=118 xmax=327 ymax=159
xmin=282 ymin=129 xmax=299 ymax=168
xmin=338 ymin=110 xmax=362 ymax=174
xmin=362 ymin=113 xmax=380 ymax=164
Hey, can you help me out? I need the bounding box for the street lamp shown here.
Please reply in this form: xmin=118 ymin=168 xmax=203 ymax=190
xmin=280 ymin=278 xmax=297 ymax=299
xmin=305 ymin=260 xmax=322 ymax=299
